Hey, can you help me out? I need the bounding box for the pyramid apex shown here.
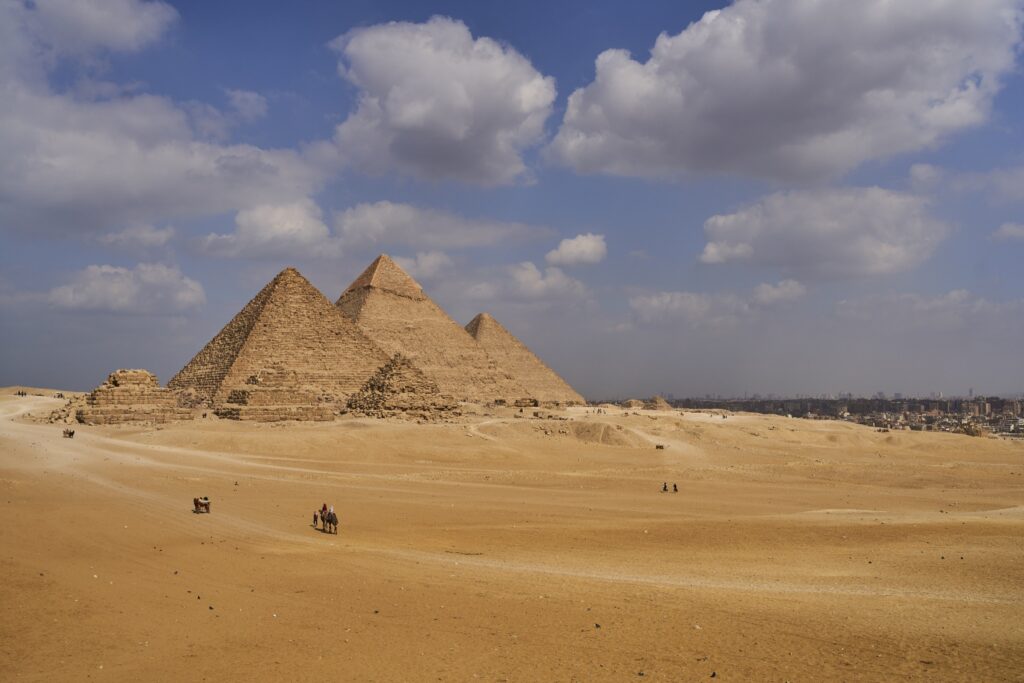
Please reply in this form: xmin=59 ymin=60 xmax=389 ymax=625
xmin=466 ymin=312 xmax=499 ymax=338
xmin=340 ymin=253 xmax=424 ymax=300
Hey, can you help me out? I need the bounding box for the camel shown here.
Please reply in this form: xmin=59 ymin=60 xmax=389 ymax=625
xmin=322 ymin=510 xmax=338 ymax=534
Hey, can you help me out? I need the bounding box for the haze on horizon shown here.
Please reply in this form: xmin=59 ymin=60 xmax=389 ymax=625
xmin=1 ymin=0 xmax=1022 ymax=399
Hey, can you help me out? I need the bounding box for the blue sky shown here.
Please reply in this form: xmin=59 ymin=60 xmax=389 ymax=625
xmin=1 ymin=0 xmax=1022 ymax=399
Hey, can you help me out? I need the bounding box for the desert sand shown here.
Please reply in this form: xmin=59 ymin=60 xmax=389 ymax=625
xmin=1 ymin=391 xmax=1022 ymax=681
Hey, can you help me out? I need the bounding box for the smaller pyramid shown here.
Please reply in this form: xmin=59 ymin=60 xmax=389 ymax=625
xmin=465 ymin=313 xmax=584 ymax=404
xmin=169 ymin=267 xmax=389 ymax=419
xmin=346 ymin=354 xmax=458 ymax=420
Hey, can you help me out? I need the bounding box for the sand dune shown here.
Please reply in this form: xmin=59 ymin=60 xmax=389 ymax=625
xmin=1 ymin=391 xmax=1022 ymax=681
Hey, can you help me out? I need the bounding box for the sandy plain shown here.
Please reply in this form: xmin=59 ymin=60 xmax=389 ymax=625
xmin=1 ymin=391 xmax=1022 ymax=682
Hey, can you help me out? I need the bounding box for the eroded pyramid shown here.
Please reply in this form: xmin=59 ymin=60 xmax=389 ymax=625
xmin=465 ymin=313 xmax=584 ymax=404
xmin=346 ymin=353 xmax=458 ymax=419
xmin=336 ymin=255 xmax=528 ymax=402
xmin=168 ymin=267 xmax=389 ymax=420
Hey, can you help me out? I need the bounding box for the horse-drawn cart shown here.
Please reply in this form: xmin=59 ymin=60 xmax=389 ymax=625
xmin=192 ymin=497 xmax=211 ymax=513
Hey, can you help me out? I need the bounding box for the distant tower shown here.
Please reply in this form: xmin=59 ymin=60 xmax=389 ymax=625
xmin=969 ymin=387 xmax=974 ymax=399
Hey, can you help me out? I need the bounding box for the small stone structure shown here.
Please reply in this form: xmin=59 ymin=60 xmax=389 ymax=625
xmin=77 ymin=370 xmax=193 ymax=425
xmin=346 ymin=354 xmax=458 ymax=420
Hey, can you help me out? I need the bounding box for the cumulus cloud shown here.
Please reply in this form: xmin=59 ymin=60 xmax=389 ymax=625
xmin=546 ymin=233 xmax=607 ymax=266
xmin=98 ymin=224 xmax=175 ymax=248
xmin=27 ymin=0 xmax=179 ymax=56
xmin=629 ymin=291 xmax=748 ymax=326
xmin=334 ymin=201 xmax=547 ymax=249
xmin=752 ymin=280 xmax=806 ymax=306
xmin=226 ymin=89 xmax=268 ymax=121
xmin=199 ymin=198 xmax=338 ymax=259
xmin=0 ymin=0 xmax=327 ymax=238
xmin=48 ymin=263 xmax=204 ymax=314
xmin=330 ymin=16 xmax=556 ymax=185
xmin=992 ymin=222 xmax=1024 ymax=240
xmin=549 ymin=0 xmax=1022 ymax=180
xmin=509 ymin=262 xmax=587 ymax=299
xmin=393 ymin=251 xmax=453 ymax=280
xmin=700 ymin=188 xmax=948 ymax=280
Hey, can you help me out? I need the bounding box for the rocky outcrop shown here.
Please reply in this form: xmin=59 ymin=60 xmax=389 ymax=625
xmin=77 ymin=370 xmax=193 ymax=425
xmin=346 ymin=354 xmax=458 ymax=421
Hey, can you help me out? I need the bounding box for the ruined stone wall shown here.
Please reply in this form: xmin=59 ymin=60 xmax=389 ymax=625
xmin=339 ymin=289 xmax=528 ymax=402
xmin=466 ymin=313 xmax=584 ymax=404
xmin=77 ymin=370 xmax=193 ymax=425
xmin=346 ymin=354 xmax=458 ymax=420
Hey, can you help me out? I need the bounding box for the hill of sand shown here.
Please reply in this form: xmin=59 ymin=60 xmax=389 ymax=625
xmin=1 ymin=392 xmax=1022 ymax=681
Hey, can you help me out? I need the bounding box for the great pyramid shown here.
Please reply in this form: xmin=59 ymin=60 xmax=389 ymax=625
xmin=336 ymin=255 xmax=528 ymax=402
xmin=168 ymin=267 xmax=389 ymax=420
xmin=465 ymin=313 xmax=584 ymax=404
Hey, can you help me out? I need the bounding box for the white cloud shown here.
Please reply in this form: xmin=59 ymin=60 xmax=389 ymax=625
xmin=393 ymin=251 xmax=453 ymax=280
xmin=98 ymin=224 xmax=175 ymax=248
xmin=993 ymin=222 xmax=1024 ymax=240
xmin=837 ymin=289 xmax=1024 ymax=328
xmin=753 ymin=280 xmax=806 ymax=306
xmin=28 ymin=0 xmax=178 ymax=56
xmin=699 ymin=242 xmax=753 ymax=264
xmin=629 ymin=291 xmax=748 ymax=326
xmin=509 ymin=262 xmax=587 ymax=299
xmin=48 ymin=263 xmax=204 ymax=314
xmin=199 ymin=198 xmax=338 ymax=259
xmin=330 ymin=16 xmax=556 ymax=185
xmin=546 ymin=233 xmax=607 ymax=266
xmin=700 ymin=188 xmax=948 ymax=280
xmin=0 ymin=1 xmax=328 ymax=239
xmin=334 ymin=201 xmax=546 ymax=249
xmin=958 ymin=166 xmax=1024 ymax=202
xmin=226 ymin=89 xmax=268 ymax=121
xmin=549 ymin=0 xmax=1022 ymax=180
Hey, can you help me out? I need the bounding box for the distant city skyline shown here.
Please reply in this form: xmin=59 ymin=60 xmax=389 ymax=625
xmin=2 ymin=0 xmax=1023 ymax=396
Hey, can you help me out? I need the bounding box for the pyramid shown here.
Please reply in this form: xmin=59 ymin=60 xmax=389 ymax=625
xmin=336 ymin=255 xmax=528 ymax=402
xmin=168 ymin=267 xmax=389 ymax=419
xmin=465 ymin=313 xmax=584 ymax=404
xmin=346 ymin=354 xmax=458 ymax=419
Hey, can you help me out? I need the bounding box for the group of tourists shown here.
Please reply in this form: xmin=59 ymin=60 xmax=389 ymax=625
xmin=313 ymin=503 xmax=339 ymax=534
xmin=661 ymin=482 xmax=678 ymax=493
